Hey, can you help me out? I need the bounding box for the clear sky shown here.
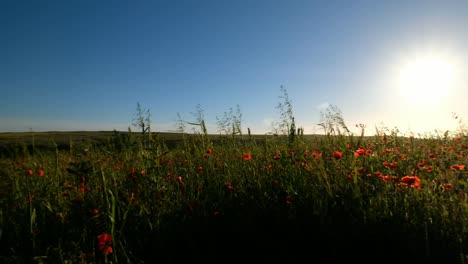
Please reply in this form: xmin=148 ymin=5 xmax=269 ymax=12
xmin=2 ymin=0 xmax=468 ymax=136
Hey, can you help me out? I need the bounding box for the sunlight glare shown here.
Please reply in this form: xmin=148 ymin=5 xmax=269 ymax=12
xmin=397 ymin=53 xmax=456 ymax=105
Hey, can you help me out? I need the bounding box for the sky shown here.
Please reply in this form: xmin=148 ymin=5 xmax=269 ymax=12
xmin=2 ymin=0 xmax=468 ymax=136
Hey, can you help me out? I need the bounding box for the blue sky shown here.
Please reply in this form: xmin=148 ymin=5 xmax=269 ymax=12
xmin=2 ymin=0 xmax=468 ymax=135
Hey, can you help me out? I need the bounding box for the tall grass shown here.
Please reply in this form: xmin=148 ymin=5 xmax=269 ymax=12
xmin=0 ymin=106 xmax=467 ymax=263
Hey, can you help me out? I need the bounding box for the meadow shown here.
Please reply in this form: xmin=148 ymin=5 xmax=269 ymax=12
xmin=0 ymin=117 xmax=467 ymax=263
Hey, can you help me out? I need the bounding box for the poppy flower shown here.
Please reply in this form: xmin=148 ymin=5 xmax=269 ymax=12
xmin=450 ymin=164 xmax=465 ymax=171
xmin=333 ymin=151 xmax=343 ymax=159
xmin=177 ymin=176 xmax=184 ymax=185
xmin=400 ymin=176 xmax=421 ymax=189
xmin=243 ymin=153 xmax=252 ymax=161
xmin=37 ymin=170 xmax=44 ymax=177
xmin=97 ymin=233 xmax=112 ymax=255
xmin=354 ymin=148 xmax=366 ymax=157
xmin=225 ymin=182 xmax=234 ymax=190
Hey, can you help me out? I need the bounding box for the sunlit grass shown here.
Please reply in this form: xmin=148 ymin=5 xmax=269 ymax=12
xmin=0 ymin=109 xmax=467 ymax=263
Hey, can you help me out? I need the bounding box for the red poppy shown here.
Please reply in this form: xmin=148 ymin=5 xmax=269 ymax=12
xmin=225 ymin=182 xmax=234 ymax=190
xmin=333 ymin=151 xmax=343 ymax=159
xmin=129 ymin=193 xmax=136 ymax=203
xmin=177 ymin=176 xmax=184 ymax=185
xmin=37 ymin=170 xmax=44 ymax=177
xmin=243 ymin=153 xmax=252 ymax=161
xmin=97 ymin=233 xmax=112 ymax=255
xmin=312 ymin=151 xmax=322 ymax=159
xmin=354 ymin=148 xmax=366 ymax=157
xmin=267 ymin=164 xmax=273 ymax=171
xmin=27 ymin=170 xmax=33 ymax=175
xmin=207 ymin=148 xmax=213 ymax=154
xmin=450 ymin=164 xmax=465 ymax=171
xmin=198 ymin=166 xmax=203 ymax=173
xmin=400 ymin=176 xmax=421 ymax=189
xmin=443 ymin=183 xmax=453 ymax=190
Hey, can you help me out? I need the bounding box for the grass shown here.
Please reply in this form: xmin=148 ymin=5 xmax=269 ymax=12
xmin=0 ymin=127 xmax=467 ymax=263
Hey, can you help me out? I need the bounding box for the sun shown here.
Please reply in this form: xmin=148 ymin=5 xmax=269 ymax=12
xmin=397 ymin=53 xmax=456 ymax=105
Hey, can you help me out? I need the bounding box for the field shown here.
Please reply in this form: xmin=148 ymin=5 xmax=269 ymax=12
xmin=0 ymin=128 xmax=467 ymax=263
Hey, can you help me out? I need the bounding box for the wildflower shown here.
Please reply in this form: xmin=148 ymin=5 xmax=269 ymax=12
xmin=450 ymin=164 xmax=465 ymax=171
xmin=198 ymin=166 xmax=203 ymax=173
xmin=92 ymin=208 xmax=100 ymax=215
xmin=213 ymin=211 xmax=220 ymax=217
xmin=424 ymin=166 xmax=432 ymax=173
xmin=383 ymin=161 xmax=398 ymax=169
xmin=379 ymin=175 xmax=390 ymax=182
xmin=382 ymin=134 xmax=387 ymax=142
xmin=177 ymin=176 xmax=184 ymax=185
xmin=312 ymin=151 xmax=322 ymax=159
xmin=333 ymin=151 xmax=343 ymax=159
xmin=225 ymin=182 xmax=234 ymax=190
xmin=243 ymin=153 xmax=252 ymax=161
xmin=273 ymin=153 xmax=281 ymax=160
xmin=354 ymin=147 xmax=366 ymax=157
xmin=27 ymin=170 xmax=33 ymax=175
xmin=97 ymin=233 xmax=113 ymax=255
xmin=418 ymin=159 xmax=427 ymax=168
xmin=400 ymin=176 xmax=421 ymax=189
xmin=443 ymin=183 xmax=453 ymax=191
xmin=286 ymin=195 xmax=293 ymax=205
xmin=455 ymin=136 xmax=461 ymax=141
xmin=37 ymin=170 xmax=44 ymax=177
xmin=267 ymin=164 xmax=273 ymax=171
xmin=207 ymin=148 xmax=213 ymax=154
